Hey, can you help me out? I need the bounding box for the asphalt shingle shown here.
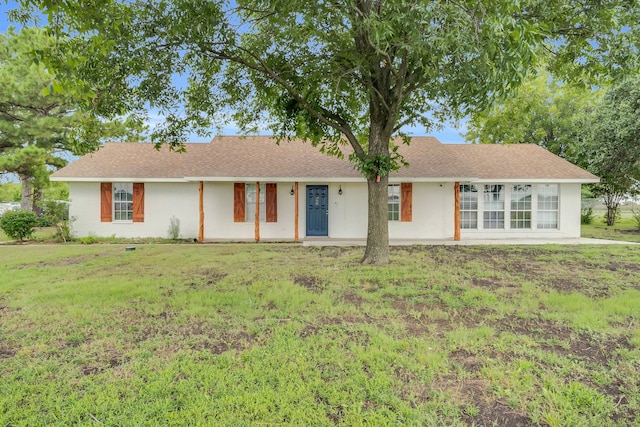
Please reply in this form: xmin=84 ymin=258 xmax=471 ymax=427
xmin=51 ymin=136 xmax=598 ymax=182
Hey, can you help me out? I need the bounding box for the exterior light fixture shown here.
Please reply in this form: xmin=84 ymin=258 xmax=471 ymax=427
xmin=290 ymin=185 xmax=295 ymax=195
xmin=338 ymin=185 xmax=343 ymax=195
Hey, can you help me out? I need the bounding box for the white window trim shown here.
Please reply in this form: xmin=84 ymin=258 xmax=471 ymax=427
xmin=113 ymin=182 xmax=133 ymax=223
xmin=245 ymin=183 xmax=266 ymax=222
xmin=510 ymin=184 xmax=533 ymax=230
xmin=536 ymin=184 xmax=560 ymax=230
xmin=462 ymin=183 xmax=560 ymax=232
xmin=482 ymin=184 xmax=506 ymax=230
xmin=388 ymin=184 xmax=400 ymax=222
xmin=460 ymin=184 xmax=479 ymax=230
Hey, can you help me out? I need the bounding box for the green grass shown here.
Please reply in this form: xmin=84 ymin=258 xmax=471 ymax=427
xmin=0 ymin=226 xmax=57 ymax=243
xmin=581 ymin=217 xmax=640 ymax=243
xmin=1 ymin=244 xmax=639 ymax=426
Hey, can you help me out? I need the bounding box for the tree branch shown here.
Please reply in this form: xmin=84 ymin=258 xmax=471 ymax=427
xmin=203 ymin=44 xmax=365 ymax=159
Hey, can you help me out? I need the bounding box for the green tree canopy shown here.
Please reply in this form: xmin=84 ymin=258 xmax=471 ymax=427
xmin=14 ymin=0 xmax=640 ymax=263
xmin=466 ymin=70 xmax=640 ymax=227
xmin=580 ymin=77 xmax=640 ymax=226
xmin=465 ymin=70 xmax=601 ymax=161
xmin=0 ymin=27 xmax=144 ymax=211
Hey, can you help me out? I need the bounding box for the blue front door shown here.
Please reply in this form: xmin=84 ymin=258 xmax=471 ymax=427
xmin=306 ymin=185 xmax=328 ymax=236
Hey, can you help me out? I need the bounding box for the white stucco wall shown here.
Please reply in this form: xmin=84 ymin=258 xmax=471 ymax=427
xmin=68 ymin=180 xmax=584 ymax=241
xmin=202 ymin=182 xmax=299 ymax=240
xmin=323 ymin=181 xmax=457 ymax=239
xmin=460 ymin=182 xmax=583 ymax=240
xmin=69 ymin=182 xmax=199 ymax=239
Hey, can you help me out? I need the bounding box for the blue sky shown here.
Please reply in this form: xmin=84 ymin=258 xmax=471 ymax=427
xmin=0 ymin=1 xmax=467 ymax=144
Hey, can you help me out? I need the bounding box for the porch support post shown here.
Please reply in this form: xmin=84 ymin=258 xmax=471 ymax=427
xmin=198 ymin=181 xmax=204 ymax=242
xmin=294 ymin=182 xmax=299 ymax=242
xmin=454 ymin=182 xmax=461 ymax=241
xmin=255 ymin=181 xmax=260 ymax=242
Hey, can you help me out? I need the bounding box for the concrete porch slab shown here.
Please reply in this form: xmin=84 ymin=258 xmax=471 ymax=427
xmin=301 ymin=238 xmax=639 ymax=247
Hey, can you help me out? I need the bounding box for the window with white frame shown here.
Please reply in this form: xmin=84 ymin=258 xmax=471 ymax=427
xmin=113 ymin=183 xmax=133 ymax=221
xmin=510 ymin=185 xmax=532 ymax=229
xmin=483 ymin=185 xmax=505 ymax=229
xmin=388 ymin=184 xmax=400 ymax=221
xmin=537 ymin=184 xmax=559 ymax=229
xmin=245 ymin=183 xmax=266 ymax=222
xmin=460 ymin=184 xmax=478 ymax=229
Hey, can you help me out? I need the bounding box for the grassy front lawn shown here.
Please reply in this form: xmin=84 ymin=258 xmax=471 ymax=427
xmin=1 ymin=244 xmax=639 ymax=426
xmin=582 ymin=217 xmax=640 ymax=243
xmin=0 ymin=226 xmax=58 ymax=243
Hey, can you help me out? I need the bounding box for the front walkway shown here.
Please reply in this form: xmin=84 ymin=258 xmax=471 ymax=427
xmin=301 ymin=237 xmax=639 ymax=247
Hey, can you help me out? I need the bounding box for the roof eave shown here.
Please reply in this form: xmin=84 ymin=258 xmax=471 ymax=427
xmin=50 ymin=177 xmax=190 ymax=183
xmin=472 ymin=178 xmax=600 ymax=184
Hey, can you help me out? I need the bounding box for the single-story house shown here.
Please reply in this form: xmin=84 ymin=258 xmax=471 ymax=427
xmin=50 ymin=136 xmax=598 ymax=242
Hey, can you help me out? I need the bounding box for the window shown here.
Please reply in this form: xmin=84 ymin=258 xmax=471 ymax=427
xmin=113 ymin=183 xmax=133 ymax=221
xmin=233 ymin=182 xmax=277 ymax=223
xmin=460 ymin=184 xmax=478 ymax=229
xmin=483 ymin=185 xmax=505 ymax=229
xmin=510 ymin=185 xmax=532 ymax=229
xmin=388 ymin=184 xmax=400 ymax=221
xmin=537 ymin=184 xmax=558 ymax=229
xmin=100 ymin=182 xmax=144 ymax=223
xmin=387 ymin=183 xmax=412 ymax=222
xmin=246 ymin=183 xmax=266 ymax=222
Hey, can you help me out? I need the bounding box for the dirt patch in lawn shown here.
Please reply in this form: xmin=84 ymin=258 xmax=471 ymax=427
xmin=461 ymin=379 xmax=531 ymax=427
xmin=343 ymin=291 xmax=367 ymax=307
xmin=0 ymin=345 xmax=16 ymax=361
xmin=184 ymin=269 xmax=228 ymax=290
xmin=113 ymin=309 xmax=261 ymax=357
xmin=15 ymin=253 xmax=102 ymax=269
xmin=492 ymin=315 xmax=634 ymax=365
xmin=428 ymin=376 xmax=531 ymax=426
xmin=80 ymin=345 xmax=131 ymax=376
xmin=292 ymin=274 xmax=325 ymax=292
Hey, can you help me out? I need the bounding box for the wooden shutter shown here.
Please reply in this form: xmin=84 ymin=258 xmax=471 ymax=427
xmin=401 ymin=182 xmax=412 ymax=222
xmin=133 ymin=183 xmax=145 ymax=222
xmin=100 ymin=182 xmax=112 ymax=222
xmin=266 ymin=183 xmax=277 ymax=222
xmin=234 ymin=183 xmax=245 ymax=222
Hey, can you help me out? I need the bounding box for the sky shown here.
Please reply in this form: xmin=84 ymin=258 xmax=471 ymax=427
xmin=0 ymin=1 xmax=468 ymax=144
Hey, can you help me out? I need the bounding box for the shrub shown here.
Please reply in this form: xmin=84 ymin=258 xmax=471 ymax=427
xmin=168 ymin=215 xmax=181 ymax=240
xmin=53 ymin=217 xmax=75 ymax=243
xmin=581 ymin=207 xmax=595 ymax=225
xmin=0 ymin=210 xmax=38 ymax=241
xmin=43 ymin=200 xmax=69 ymax=220
xmin=36 ymin=214 xmax=57 ymax=227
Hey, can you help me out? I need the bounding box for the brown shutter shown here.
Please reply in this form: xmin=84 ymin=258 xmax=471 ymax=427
xmin=401 ymin=183 xmax=412 ymax=222
xmin=266 ymin=183 xmax=277 ymax=222
xmin=100 ymin=182 xmax=112 ymax=222
xmin=133 ymin=183 xmax=145 ymax=222
xmin=234 ymin=183 xmax=245 ymax=222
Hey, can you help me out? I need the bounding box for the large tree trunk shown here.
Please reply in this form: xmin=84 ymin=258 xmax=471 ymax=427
xmin=19 ymin=174 xmax=33 ymax=211
xmin=32 ymin=187 xmax=43 ymax=215
xmin=603 ymin=193 xmax=622 ymax=226
xmin=362 ymin=173 xmax=390 ymax=264
xmin=605 ymin=204 xmax=618 ymax=226
xmin=361 ymin=125 xmax=392 ymax=265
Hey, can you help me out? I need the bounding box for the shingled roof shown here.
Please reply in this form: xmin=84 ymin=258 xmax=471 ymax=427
xmin=51 ymin=136 xmax=598 ymax=183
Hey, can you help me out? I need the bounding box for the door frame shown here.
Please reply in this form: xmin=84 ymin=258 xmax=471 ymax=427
xmin=306 ymin=185 xmax=329 ymax=236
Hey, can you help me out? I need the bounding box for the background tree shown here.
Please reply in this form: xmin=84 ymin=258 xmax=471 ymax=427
xmin=0 ymin=146 xmax=63 ymax=212
xmin=0 ymin=27 xmax=143 ymax=212
xmin=13 ymin=0 xmax=640 ymax=263
xmin=467 ymin=69 xmax=640 ymax=227
xmin=465 ymin=70 xmax=600 ymax=161
xmin=579 ymin=78 xmax=640 ymax=226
